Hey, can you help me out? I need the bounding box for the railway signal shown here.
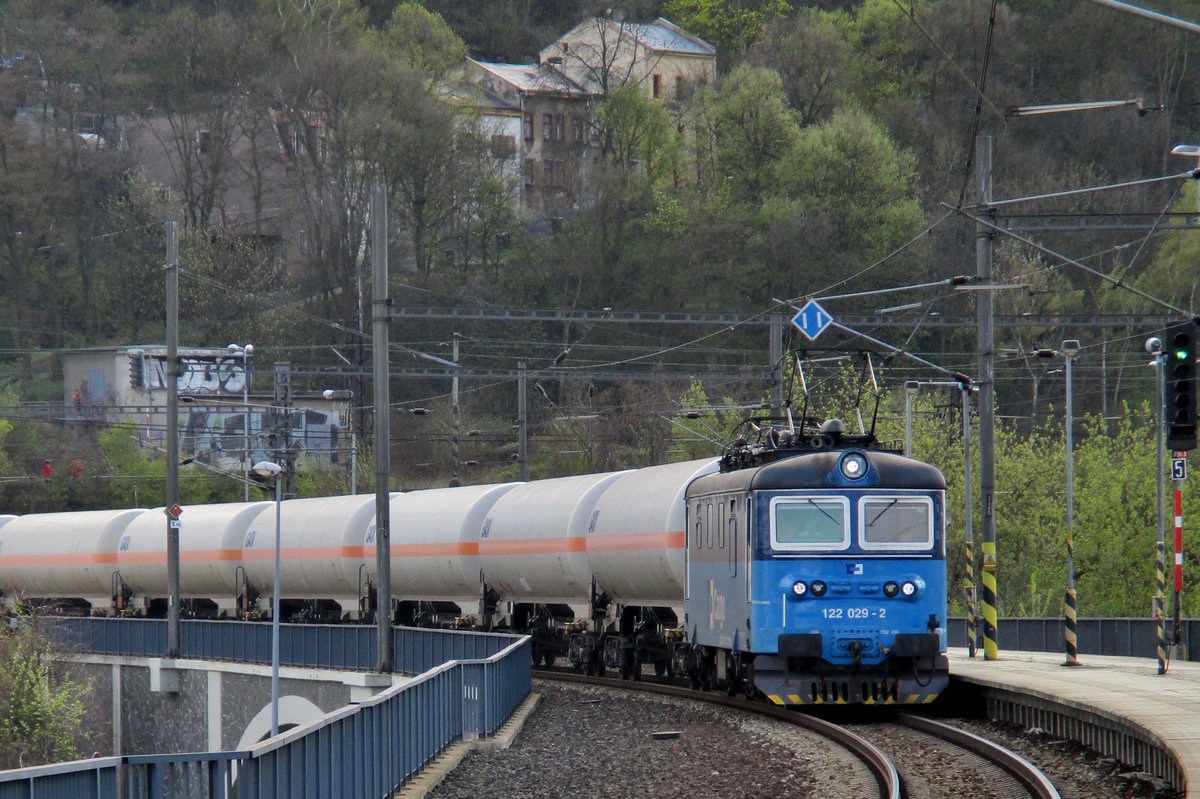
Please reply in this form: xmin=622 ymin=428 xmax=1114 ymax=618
xmin=1165 ymin=321 xmax=1197 ymax=451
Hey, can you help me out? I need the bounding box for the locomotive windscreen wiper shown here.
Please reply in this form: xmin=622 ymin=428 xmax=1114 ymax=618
xmin=868 ymin=498 xmax=899 ymax=526
xmin=807 ymin=498 xmax=839 ymax=525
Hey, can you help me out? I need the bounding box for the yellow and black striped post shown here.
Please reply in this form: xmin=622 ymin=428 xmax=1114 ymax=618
xmin=1156 ymin=540 xmax=1167 ymax=675
xmin=981 ymin=542 xmax=998 ymax=660
xmin=965 ymin=540 xmax=977 ymax=658
xmin=1063 ymin=530 xmax=1078 ymax=666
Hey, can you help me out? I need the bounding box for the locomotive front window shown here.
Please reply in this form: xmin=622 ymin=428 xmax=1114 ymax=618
xmin=858 ymin=497 xmax=934 ymax=550
xmin=770 ymin=497 xmax=850 ymax=551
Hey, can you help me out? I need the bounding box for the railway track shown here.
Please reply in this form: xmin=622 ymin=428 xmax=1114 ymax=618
xmin=533 ymin=668 xmax=1060 ymax=799
xmin=848 ymin=714 xmax=1062 ymax=799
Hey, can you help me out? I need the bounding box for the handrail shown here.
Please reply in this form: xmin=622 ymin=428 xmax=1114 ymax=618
xmin=0 ymin=620 xmax=532 ymax=799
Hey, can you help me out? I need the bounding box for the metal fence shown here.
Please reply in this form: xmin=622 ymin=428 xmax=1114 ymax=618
xmin=948 ymin=616 xmax=1200 ymax=660
xmin=28 ymin=617 xmax=520 ymax=673
xmin=0 ymin=620 xmax=531 ymax=799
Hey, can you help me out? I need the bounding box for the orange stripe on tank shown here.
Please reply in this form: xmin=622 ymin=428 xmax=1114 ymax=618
xmin=478 ymin=537 xmax=588 ymax=556
xmin=0 ymin=531 xmax=682 ymax=568
xmin=586 ymin=531 xmax=685 ymax=551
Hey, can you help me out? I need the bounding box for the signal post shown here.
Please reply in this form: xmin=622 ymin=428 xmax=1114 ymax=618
xmin=1160 ymin=321 xmax=1196 ymax=670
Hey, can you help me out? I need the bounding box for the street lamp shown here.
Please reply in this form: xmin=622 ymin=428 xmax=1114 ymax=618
xmin=1170 ymin=144 xmax=1200 ymax=214
xmin=323 ymin=389 xmax=356 ymax=494
xmin=251 ymin=459 xmax=282 ymax=737
xmin=228 ymin=344 xmax=254 ymax=501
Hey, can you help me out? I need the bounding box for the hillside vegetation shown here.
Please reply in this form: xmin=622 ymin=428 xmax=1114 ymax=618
xmin=1 ymin=0 xmax=1198 ymax=617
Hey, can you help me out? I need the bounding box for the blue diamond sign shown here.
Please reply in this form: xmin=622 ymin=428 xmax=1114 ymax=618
xmin=792 ymin=299 xmax=833 ymax=341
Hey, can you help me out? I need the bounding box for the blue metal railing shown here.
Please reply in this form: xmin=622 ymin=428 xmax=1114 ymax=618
xmin=0 ymin=620 xmax=531 ymax=799
xmin=30 ymin=617 xmax=520 ymax=673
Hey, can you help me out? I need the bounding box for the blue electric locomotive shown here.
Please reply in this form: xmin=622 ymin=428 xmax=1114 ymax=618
xmin=677 ymin=420 xmax=949 ymax=705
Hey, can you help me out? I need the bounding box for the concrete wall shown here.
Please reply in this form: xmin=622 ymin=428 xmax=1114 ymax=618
xmin=66 ymin=655 xmax=394 ymax=756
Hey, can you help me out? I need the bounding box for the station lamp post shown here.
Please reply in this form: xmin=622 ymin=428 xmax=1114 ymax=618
xmin=228 ymin=344 xmax=254 ymax=501
xmin=1170 ymin=144 xmax=1200 ymax=214
xmin=1035 ymin=340 xmax=1082 ymax=666
xmin=323 ymin=388 xmax=356 ymax=494
xmin=251 ymin=459 xmax=283 ymax=736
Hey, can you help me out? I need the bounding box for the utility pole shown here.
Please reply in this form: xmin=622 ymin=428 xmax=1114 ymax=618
xmin=961 ymin=380 xmax=976 ymax=658
xmin=1152 ymin=338 xmax=1167 ymax=675
xmin=450 ymin=332 xmax=460 ymax=488
xmin=770 ymin=313 xmax=784 ymax=416
xmin=517 ymin=362 xmax=528 ymax=481
xmin=272 ymin=362 xmax=292 ymax=496
xmin=372 ymin=181 xmax=393 ymax=673
xmin=976 ymin=134 xmax=999 ymax=661
xmin=165 ymin=220 xmax=181 ymax=660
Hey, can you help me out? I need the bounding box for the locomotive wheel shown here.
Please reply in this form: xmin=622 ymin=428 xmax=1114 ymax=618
xmin=654 ymin=660 xmax=667 ymax=677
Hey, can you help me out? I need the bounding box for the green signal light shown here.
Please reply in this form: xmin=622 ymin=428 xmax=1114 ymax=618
xmin=1176 ymin=349 xmax=1191 ymax=361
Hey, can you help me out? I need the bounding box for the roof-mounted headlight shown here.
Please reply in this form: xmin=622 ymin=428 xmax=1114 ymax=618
xmin=840 ymin=452 xmax=868 ymax=480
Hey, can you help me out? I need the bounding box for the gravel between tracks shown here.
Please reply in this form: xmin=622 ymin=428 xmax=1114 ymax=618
xmin=426 ymin=680 xmax=1178 ymax=799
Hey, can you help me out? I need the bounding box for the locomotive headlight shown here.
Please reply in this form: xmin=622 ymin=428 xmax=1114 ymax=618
xmin=791 ymin=580 xmax=808 ymax=597
xmin=900 ymin=580 xmax=918 ymax=597
xmin=883 ymin=581 xmax=900 ymax=598
xmin=810 ymin=580 xmax=828 ymax=597
xmin=840 ymin=452 xmax=868 ymax=480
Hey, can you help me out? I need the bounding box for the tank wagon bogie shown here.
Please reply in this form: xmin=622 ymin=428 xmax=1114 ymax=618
xmin=0 ymin=419 xmax=950 ymax=705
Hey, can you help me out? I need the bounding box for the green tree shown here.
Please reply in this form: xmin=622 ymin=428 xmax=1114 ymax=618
xmin=705 ymin=64 xmax=798 ymax=202
xmin=663 ymin=0 xmax=791 ymax=65
xmin=746 ymin=8 xmax=855 ymax=126
xmin=0 ymin=622 xmax=92 ymax=768
xmin=766 ymin=107 xmax=926 ymax=300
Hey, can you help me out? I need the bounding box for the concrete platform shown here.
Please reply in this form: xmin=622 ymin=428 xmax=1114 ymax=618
xmin=948 ymin=647 xmax=1200 ymax=795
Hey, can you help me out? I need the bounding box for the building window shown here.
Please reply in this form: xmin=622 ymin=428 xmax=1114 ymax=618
xmin=543 ymin=159 xmax=553 ymax=184
xmin=543 ymin=114 xmax=553 ymax=140
xmin=554 ymin=160 xmax=565 ymax=187
xmin=523 ymin=113 xmax=534 ymax=141
xmin=554 ymin=114 xmax=565 ymax=141
xmin=571 ymin=117 xmax=584 ymax=143
xmin=675 ymin=75 xmax=686 ymax=100
xmin=652 ymin=74 xmax=661 ymax=98
xmin=196 ymin=129 xmax=211 ymax=156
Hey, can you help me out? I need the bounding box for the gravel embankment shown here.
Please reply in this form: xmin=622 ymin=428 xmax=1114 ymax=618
xmin=427 ymin=680 xmax=1176 ymax=799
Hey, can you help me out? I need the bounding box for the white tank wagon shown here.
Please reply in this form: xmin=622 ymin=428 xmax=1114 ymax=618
xmin=114 ymin=501 xmax=272 ymax=617
xmin=388 ymin=483 xmax=519 ymax=626
xmin=239 ymin=494 xmax=381 ymax=622
xmin=478 ymin=471 xmax=629 ymax=608
xmin=0 ymin=509 xmax=147 ymax=613
xmin=586 ymin=458 xmax=719 ymax=605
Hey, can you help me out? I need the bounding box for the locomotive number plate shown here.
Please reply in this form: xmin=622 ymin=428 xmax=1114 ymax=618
xmin=822 ymin=607 xmax=887 ymax=620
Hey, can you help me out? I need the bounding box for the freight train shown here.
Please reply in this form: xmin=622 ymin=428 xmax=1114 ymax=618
xmin=0 ymin=418 xmax=948 ymax=705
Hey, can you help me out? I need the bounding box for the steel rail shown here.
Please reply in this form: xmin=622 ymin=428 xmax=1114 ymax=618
xmin=897 ymin=713 xmax=1062 ymax=799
